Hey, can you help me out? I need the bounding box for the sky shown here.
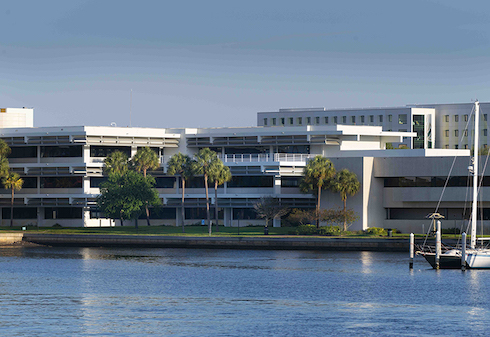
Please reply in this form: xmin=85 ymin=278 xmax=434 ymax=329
xmin=1 ymin=0 xmax=490 ymax=129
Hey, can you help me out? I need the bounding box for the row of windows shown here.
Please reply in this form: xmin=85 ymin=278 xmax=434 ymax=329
xmin=263 ymin=114 xmax=409 ymax=126
xmin=444 ymin=129 xmax=487 ymax=137
xmin=1 ymin=207 xmax=83 ymax=219
xmin=8 ymin=146 xmax=162 ymax=159
xmin=443 ymin=114 xmax=486 ymax=123
xmin=384 ymin=176 xmax=490 ymax=188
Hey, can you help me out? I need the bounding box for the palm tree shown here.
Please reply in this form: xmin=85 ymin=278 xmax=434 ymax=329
xmin=131 ymin=147 xmax=160 ymax=226
xmin=104 ymin=151 xmax=129 ymax=176
xmin=208 ymin=160 xmax=232 ymax=231
xmin=331 ymin=168 xmax=360 ymax=231
xmin=300 ymin=155 xmax=336 ymax=228
xmin=0 ymin=140 xmax=10 ymax=178
xmin=167 ymin=153 xmax=195 ymax=233
xmin=3 ymin=172 xmax=23 ymax=227
xmin=194 ymin=148 xmax=219 ymax=235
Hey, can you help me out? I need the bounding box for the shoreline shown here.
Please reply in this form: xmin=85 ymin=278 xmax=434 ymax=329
xmin=9 ymin=232 xmax=430 ymax=252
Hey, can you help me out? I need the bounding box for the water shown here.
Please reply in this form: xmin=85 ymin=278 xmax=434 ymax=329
xmin=0 ymin=247 xmax=489 ymax=336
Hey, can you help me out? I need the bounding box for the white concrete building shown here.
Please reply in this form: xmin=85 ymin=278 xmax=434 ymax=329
xmin=0 ymin=104 xmax=487 ymax=234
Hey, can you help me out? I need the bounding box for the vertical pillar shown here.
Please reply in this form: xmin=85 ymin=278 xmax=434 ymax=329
xmin=409 ymin=233 xmax=414 ymax=269
xmin=37 ymin=207 xmax=43 ymax=228
xmin=224 ymin=208 xmax=232 ymax=227
xmin=462 ymin=232 xmax=467 ymax=271
xmin=176 ymin=207 xmax=182 ymax=227
xmin=274 ymin=176 xmax=281 ymax=195
xmin=273 ymin=217 xmax=281 ymax=227
xmin=83 ymin=207 xmax=90 ymax=227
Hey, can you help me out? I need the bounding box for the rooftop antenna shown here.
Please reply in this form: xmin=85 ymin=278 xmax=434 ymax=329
xmin=130 ymin=89 xmax=132 ymax=127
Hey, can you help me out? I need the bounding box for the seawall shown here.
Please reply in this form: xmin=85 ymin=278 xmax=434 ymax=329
xmin=0 ymin=232 xmax=24 ymax=245
xmin=20 ymin=233 xmax=418 ymax=252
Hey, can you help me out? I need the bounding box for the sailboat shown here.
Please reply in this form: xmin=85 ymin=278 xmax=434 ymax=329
xmin=418 ymin=101 xmax=490 ymax=269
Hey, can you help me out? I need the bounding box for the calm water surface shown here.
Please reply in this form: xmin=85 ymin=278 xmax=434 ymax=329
xmin=0 ymin=247 xmax=489 ymax=336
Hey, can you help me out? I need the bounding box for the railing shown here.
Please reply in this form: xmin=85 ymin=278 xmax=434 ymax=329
xmin=220 ymin=153 xmax=312 ymax=163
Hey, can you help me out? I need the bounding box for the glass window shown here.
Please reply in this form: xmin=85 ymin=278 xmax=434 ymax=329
xmin=272 ymin=118 xmax=276 ymax=126
xmin=324 ymin=117 xmax=329 ymax=124
xmin=228 ymin=176 xmax=274 ymax=188
xmin=333 ymin=116 xmax=338 ymax=124
xmin=455 ymin=145 xmax=459 ymax=149
xmin=41 ymin=146 xmax=82 ymax=158
xmin=485 ymin=114 xmax=488 ymax=122
xmin=369 ymin=115 xmax=374 ymax=123
xmin=360 ymin=116 xmax=365 ymax=124
xmin=22 ymin=177 xmax=37 ymax=188
xmin=306 ymin=117 xmax=311 ymax=124
xmin=263 ymin=118 xmax=267 ymax=126
xmin=90 ymin=177 xmax=108 ymax=188
xmin=281 ymin=118 xmax=285 ymax=125
xmin=41 ymin=177 xmax=82 ymax=188
xmin=155 ymin=177 xmax=176 ymax=188
xmin=445 ymin=115 xmax=449 ymax=122
xmin=464 ymin=114 xmax=468 ymax=122
xmin=289 ymin=117 xmax=294 ymax=125
xmin=45 ymin=207 xmax=83 ymax=219
xmin=2 ymin=207 xmax=37 ymax=219
xmin=484 ymin=129 xmax=488 ymax=137
xmin=464 ymin=130 xmax=468 ymax=137
xmin=342 ymin=116 xmax=347 ymax=123
xmin=398 ymin=114 xmax=407 ymax=124
xmin=315 ymin=117 xmax=320 ymax=124
xmin=90 ymin=146 xmax=131 ymax=158
xmin=379 ymin=115 xmax=384 ymax=123
xmin=281 ymin=176 xmax=301 ymax=187
xmin=351 ymin=116 xmax=356 ymax=124
xmin=297 ymin=117 xmax=302 ymax=125
xmin=9 ymin=146 xmax=37 ymax=158
xmin=388 ymin=115 xmax=392 ymax=122
xmin=455 ymin=115 xmax=459 ymax=122
xmin=445 ymin=130 xmax=449 ymax=137
xmin=455 ymin=130 xmax=459 ymax=137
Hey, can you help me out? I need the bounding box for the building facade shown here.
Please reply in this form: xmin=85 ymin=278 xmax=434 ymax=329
xmin=0 ymin=104 xmax=488 ymax=234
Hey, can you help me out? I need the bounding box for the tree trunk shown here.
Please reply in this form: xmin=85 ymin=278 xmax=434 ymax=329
xmin=10 ymin=187 xmax=14 ymax=227
xmin=214 ymin=181 xmax=219 ymax=232
xmin=181 ymin=176 xmax=186 ymax=233
xmin=316 ymin=184 xmax=321 ymax=228
xmin=205 ymin=173 xmax=211 ymax=236
xmin=143 ymin=169 xmax=151 ymax=226
xmin=343 ymin=197 xmax=347 ymax=231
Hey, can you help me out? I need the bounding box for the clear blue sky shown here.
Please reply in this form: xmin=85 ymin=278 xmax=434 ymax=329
xmin=1 ymin=0 xmax=489 ymax=128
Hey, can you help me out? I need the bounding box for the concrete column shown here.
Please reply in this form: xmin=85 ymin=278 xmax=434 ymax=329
xmin=83 ymin=176 xmax=91 ymax=193
xmin=273 ymin=217 xmax=281 ymax=227
xmin=274 ymin=176 xmax=281 ymax=195
xmin=224 ymin=208 xmax=232 ymax=227
xmin=176 ymin=208 xmax=182 ymax=227
xmin=83 ymin=207 xmax=90 ymax=227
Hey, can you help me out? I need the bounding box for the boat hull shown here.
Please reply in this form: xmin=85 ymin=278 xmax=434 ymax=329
xmin=466 ymin=252 xmax=490 ymax=269
xmin=419 ymin=252 xmax=463 ymax=269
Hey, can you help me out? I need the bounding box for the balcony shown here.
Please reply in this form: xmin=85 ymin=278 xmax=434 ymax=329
xmin=220 ymin=153 xmax=312 ymax=163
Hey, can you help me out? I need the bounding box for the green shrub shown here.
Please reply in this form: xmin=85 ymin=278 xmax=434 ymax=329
xmin=318 ymin=226 xmax=341 ymax=236
xmin=296 ymin=224 xmax=318 ymax=235
xmin=365 ymin=227 xmax=387 ymax=236
xmin=442 ymin=227 xmax=461 ymax=234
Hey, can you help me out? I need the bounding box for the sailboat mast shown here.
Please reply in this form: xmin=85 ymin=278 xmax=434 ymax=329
xmin=471 ymin=101 xmax=479 ymax=249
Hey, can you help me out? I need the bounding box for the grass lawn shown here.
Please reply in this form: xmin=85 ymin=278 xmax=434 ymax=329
xmin=0 ymin=225 xmax=446 ymax=238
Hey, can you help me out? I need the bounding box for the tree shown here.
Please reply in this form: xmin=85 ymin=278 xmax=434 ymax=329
xmin=323 ymin=207 xmax=359 ymax=231
xmin=0 ymin=140 xmax=10 ymax=178
xmin=288 ymin=208 xmax=323 ymax=227
xmin=131 ymin=147 xmax=160 ymax=226
xmin=330 ymin=169 xmax=360 ymax=231
xmin=194 ymin=148 xmax=219 ymax=235
xmin=167 ymin=153 xmax=196 ymax=233
xmin=3 ymin=172 xmax=23 ymax=227
xmin=253 ymin=196 xmax=289 ymax=233
xmin=208 ymin=160 xmax=232 ymax=231
xmin=97 ymin=170 xmax=161 ymax=228
xmin=300 ymin=155 xmax=336 ymax=228
xmin=104 ymin=151 xmax=129 ymax=176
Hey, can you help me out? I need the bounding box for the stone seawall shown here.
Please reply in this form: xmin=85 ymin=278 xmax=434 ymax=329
xmin=0 ymin=232 xmax=24 ymax=245
xmin=22 ymin=233 xmax=416 ymax=252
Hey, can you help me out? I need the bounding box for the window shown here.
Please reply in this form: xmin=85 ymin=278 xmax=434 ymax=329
xmin=281 ymin=118 xmax=285 ymax=125
xmin=281 ymin=176 xmax=301 ymax=187
xmin=2 ymin=207 xmax=37 ymax=219
xmin=289 ymin=117 xmax=293 ymax=125
xmin=90 ymin=146 xmax=131 ymax=158
xmin=455 ymin=115 xmax=459 ymax=122
xmin=324 ymin=117 xmax=329 ymax=124
xmin=445 ymin=145 xmax=449 ymax=149
xmin=398 ymin=114 xmax=407 ymax=124
xmin=272 ymin=118 xmax=276 ymax=126
xmin=351 ymin=116 xmax=356 ymax=124
xmin=42 ymin=146 xmax=83 ymax=158
xmin=306 ymin=117 xmax=311 ymax=124
xmin=455 ymin=145 xmax=459 ymax=149
xmin=45 ymin=207 xmax=83 ymax=219
xmin=464 ymin=114 xmax=468 ymax=122
xmin=9 ymin=146 xmax=37 ymax=158
xmin=464 ymin=130 xmax=468 ymax=137
xmin=22 ymin=177 xmax=37 ymax=188
xmin=263 ymin=118 xmax=268 ymax=126
xmin=445 ymin=115 xmax=449 ymax=122
xmin=465 ymin=144 xmax=468 ymax=149
xmin=228 ymin=176 xmax=274 ymax=188
xmin=90 ymin=177 xmax=108 ymax=188
xmin=360 ymin=116 xmax=365 ymax=124
xmin=485 ymin=114 xmax=488 ymax=122
xmin=342 ymin=116 xmax=347 ymax=123
xmin=484 ymin=129 xmax=488 ymax=137
xmin=155 ymin=177 xmax=176 ymax=188
xmin=41 ymin=177 xmax=82 ymax=188
xmin=297 ymin=117 xmax=302 ymax=125
xmin=445 ymin=130 xmax=449 ymax=137
xmin=388 ymin=115 xmax=392 ymax=122
xmin=379 ymin=115 xmax=384 ymax=123
xmin=315 ymin=117 xmax=320 ymax=124
xmin=455 ymin=130 xmax=459 ymax=137
xmin=333 ymin=117 xmax=338 ymax=124
xmin=369 ymin=115 xmax=374 ymax=123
